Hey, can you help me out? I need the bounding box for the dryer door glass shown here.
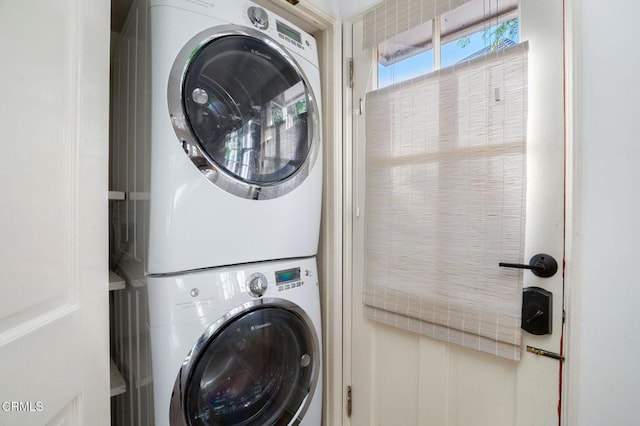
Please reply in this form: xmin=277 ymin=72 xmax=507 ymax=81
xmin=183 ymin=35 xmax=313 ymax=186
xmin=184 ymin=307 xmax=317 ymax=425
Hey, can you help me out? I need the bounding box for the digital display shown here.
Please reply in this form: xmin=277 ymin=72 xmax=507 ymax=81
xmin=275 ymin=267 xmax=300 ymax=283
xmin=276 ymin=20 xmax=302 ymax=43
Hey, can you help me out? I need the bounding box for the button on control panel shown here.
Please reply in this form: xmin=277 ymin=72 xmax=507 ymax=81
xmin=277 ymin=279 xmax=304 ymax=292
xmin=277 ymin=33 xmax=304 ymax=50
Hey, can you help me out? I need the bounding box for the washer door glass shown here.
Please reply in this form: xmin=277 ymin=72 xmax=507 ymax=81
xmin=184 ymin=307 xmax=317 ymax=425
xmin=183 ymin=35 xmax=313 ymax=186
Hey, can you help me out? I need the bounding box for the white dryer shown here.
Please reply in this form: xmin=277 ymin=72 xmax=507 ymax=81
xmin=147 ymin=257 xmax=322 ymax=425
xmin=146 ymin=0 xmax=322 ymax=274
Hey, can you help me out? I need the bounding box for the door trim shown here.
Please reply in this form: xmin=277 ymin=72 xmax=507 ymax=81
xmin=341 ymin=16 xmax=357 ymax=426
xmin=561 ymin=0 xmax=581 ymax=424
xmin=250 ymin=2 xmax=345 ymax=424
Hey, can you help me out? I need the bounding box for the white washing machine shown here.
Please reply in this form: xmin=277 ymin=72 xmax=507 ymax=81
xmin=146 ymin=0 xmax=323 ymax=274
xmin=147 ymin=257 xmax=322 ymax=425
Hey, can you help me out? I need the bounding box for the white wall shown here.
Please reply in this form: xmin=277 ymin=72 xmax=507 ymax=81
xmin=341 ymin=0 xmax=377 ymax=19
xmin=307 ymin=0 xmax=378 ymax=23
xmin=309 ymin=0 xmax=341 ymax=17
xmin=572 ymin=0 xmax=640 ymax=424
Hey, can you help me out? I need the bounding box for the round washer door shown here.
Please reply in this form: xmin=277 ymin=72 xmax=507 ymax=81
xmin=168 ymin=26 xmax=320 ymax=200
xmin=170 ymin=302 xmax=320 ymax=425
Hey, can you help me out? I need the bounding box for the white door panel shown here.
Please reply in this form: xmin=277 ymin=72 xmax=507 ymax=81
xmin=348 ymin=0 xmax=565 ymax=424
xmin=0 ymin=0 xmax=110 ymax=424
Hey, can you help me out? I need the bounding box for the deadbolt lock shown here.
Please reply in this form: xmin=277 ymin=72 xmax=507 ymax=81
xmin=522 ymin=287 xmax=552 ymax=335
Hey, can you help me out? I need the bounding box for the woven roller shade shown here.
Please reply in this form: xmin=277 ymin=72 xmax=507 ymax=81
xmin=363 ymin=42 xmax=529 ymax=361
xmin=363 ymin=0 xmax=472 ymax=49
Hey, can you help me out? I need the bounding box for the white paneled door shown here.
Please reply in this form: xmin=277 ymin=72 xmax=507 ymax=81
xmin=347 ymin=0 xmax=565 ymax=424
xmin=0 ymin=0 xmax=110 ymax=425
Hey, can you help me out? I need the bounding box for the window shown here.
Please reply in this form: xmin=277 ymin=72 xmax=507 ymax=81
xmin=377 ymin=22 xmax=434 ymax=88
xmin=377 ymin=0 xmax=518 ymax=88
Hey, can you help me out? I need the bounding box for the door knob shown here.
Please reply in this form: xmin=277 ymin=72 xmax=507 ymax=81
xmin=499 ymin=253 xmax=558 ymax=278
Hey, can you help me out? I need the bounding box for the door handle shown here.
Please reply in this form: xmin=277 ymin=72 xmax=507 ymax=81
xmin=499 ymin=253 xmax=558 ymax=278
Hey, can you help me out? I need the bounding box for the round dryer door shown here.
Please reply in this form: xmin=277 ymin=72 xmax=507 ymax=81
xmin=168 ymin=26 xmax=320 ymax=200
xmin=170 ymin=302 xmax=320 ymax=425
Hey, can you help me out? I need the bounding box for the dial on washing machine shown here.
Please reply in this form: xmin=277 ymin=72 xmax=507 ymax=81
xmin=247 ymin=273 xmax=268 ymax=297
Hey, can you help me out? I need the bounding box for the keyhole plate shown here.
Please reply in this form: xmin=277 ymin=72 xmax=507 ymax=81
xmin=522 ymin=287 xmax=552 ymax=335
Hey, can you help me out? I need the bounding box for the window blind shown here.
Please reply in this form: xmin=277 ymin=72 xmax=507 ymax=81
xmin=363 ymin=0 xmax=472 ymax=49
xmin=363 ymin=42 xmax=529 ymax=361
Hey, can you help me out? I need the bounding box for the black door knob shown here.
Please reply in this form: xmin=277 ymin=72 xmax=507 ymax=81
xmin=499 ymin=253 xmax=558 ymax=278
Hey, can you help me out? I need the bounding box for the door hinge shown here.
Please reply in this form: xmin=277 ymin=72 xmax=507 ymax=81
xmin=526 ymin=345 xmax=565 ymax=362
xmin=347 ymin=385 xmax=352 ymax=417
xmin=348 ymin=57 xmax=354 ymax=89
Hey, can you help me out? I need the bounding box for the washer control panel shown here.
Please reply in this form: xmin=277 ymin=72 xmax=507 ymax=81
xmin=246 ymin=266 xmax=312 ymax=296
xmin=275 ymin=266 xmax=307 ymax=292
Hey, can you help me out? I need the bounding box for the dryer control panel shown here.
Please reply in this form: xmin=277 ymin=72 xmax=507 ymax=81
xmin=242 ymin=3 xmax=318 ymax=65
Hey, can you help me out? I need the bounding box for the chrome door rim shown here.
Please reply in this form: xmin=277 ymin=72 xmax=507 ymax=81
xmin=169 ymin=298 xmax=320 ymax=425
xmin=167 ymin=25 xmax=320 ymax=200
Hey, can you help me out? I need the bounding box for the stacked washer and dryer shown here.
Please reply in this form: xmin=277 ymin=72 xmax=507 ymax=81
xmin=111 ymin=1 xmax=323 ymax=424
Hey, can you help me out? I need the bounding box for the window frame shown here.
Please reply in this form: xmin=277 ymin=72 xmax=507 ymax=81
xmin=376 ymin=3 xmax=519 ymax=88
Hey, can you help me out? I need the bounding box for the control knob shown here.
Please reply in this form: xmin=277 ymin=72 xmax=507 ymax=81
xmin=247 ymin=7 xmax=269 ymax=30
xmin=247 ymin=273 xmax=268 ymax=297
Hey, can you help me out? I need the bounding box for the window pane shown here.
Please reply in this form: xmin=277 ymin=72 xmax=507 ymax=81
xmin=376 ymin=21 xmax=433 ymax=88
xmin=441 ymin=19 xmax=519 ymax=68
xmin=378 ymin=49 xmax=433 ymax=89
xmin=440 ymin=0 xmax=519 ymax=68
